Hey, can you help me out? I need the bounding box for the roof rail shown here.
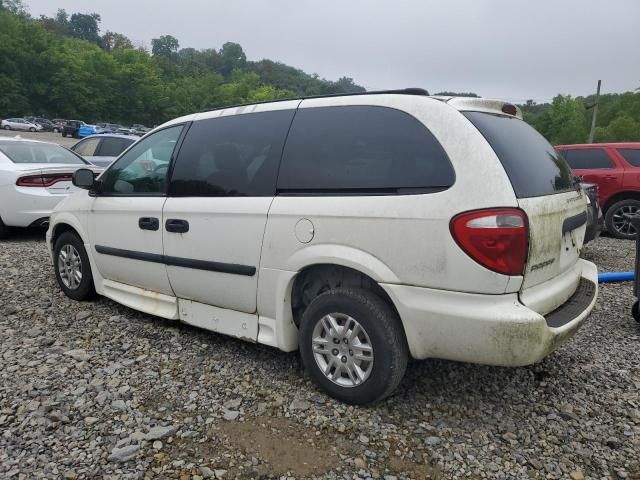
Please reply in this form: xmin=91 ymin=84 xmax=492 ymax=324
xmin=198 ymin=87 xmax=430 ymax=114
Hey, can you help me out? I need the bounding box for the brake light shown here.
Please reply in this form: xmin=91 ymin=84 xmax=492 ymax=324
xmin=16 ymin=173 xmax=73 ymax=187
xmin=450 ymin=208 xmax=529 ymax=276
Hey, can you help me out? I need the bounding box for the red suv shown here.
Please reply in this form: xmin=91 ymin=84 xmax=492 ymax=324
xmin=556 ymin=143 xmax=640 ymax=239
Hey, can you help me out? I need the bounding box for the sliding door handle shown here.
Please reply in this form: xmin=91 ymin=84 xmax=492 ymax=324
xmin=138 ymin=217 xmax=159 ymax=231
xmin=165 ymin=219 xmax=189 ymax=233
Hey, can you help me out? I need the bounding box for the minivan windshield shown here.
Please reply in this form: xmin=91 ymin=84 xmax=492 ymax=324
xmin=464 ymin=112 xmax=575 ymax=198
xmin=0 ymin=141 xmax=87 ymax=165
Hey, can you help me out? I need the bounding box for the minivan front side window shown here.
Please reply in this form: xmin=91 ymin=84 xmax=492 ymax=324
xmin=99 ymin=125 xmax=183 ymax=195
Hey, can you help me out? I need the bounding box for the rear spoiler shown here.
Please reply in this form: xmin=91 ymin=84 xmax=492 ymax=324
xmin=434 ymin=97 xmax=523 ymax=120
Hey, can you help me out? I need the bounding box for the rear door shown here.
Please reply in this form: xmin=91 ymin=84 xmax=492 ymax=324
xmin=464 ymin=112 xmax=587 ymax=314
xmin=163 ymin=107 xmax=296 ymax=314
xmin=562 ymin=147 xmax=621 ymax=205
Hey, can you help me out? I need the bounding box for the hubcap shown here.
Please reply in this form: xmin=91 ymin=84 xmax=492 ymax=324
xmin=612 ymin=204 xmax=639 ymax=236
xmin=57 ymin=244 xmax=82 ymax=290
xmin=311 ymin=313 xmax=374 ymax=387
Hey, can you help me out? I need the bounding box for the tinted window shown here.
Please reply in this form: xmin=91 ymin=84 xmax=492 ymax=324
xmin=464 ymin=112 xmax=574 ymax=198
xmin=97 ymin=137 xmax=134 ymax=157
xmin=72 ymin=138 xmax=101 ymax=156
xmin=170 ymin=110 xmax=295 ymax=196
xmin=100 ymin=126 xmax=183 ymax=195
xmin=278 ymin=106 xmax=454 ymax=193
xmin=618 ymin=149 xmax=640 ymax=167
xmin=563 ymin=149 xmax=613 ymax=170
xmin=0 ymin=142 xmax=86 ymax=164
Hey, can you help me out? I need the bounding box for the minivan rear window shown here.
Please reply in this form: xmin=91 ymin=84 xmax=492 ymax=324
xmin=464 ymin=112 xmax=575 ymax=198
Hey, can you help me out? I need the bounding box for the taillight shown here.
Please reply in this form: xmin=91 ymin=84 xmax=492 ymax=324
xmin=16 ymin=173 xmax=73 ymax=187
xmin=450 ymin=208 xmax=529 ymax=276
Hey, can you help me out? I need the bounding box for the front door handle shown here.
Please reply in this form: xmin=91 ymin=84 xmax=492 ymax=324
xmin=138 ymin=217 xmax=159 ymax=231
xmin=165 ymin=219 xmax=189 ymax=233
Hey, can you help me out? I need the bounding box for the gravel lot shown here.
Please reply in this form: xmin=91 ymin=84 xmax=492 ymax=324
xmin=0 ymin=129 xmax=78 ymax=148
xmin=1 ymin=233 xmax=639 ymax=480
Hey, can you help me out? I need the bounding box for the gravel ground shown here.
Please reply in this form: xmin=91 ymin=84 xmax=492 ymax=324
xmin=1 ymin=232 xmax=639 ymax=480
xmin=0 ymin=129 xmax=78 ymax=148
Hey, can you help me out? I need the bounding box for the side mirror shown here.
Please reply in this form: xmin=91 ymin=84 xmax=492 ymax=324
xmin=72 ymin=168 xmax=95 ymax=190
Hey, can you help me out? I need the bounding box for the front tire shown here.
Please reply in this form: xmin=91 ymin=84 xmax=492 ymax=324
xmin=299 ymin=288 xmax=408 ymax=405
xmin=605 ymin=199 xmax=640 ymax=239
xmin=29 ymin=127 xmax=36 ymax=132
xmin=53 ymin=231 xmax=96 ymax=301
xmin=3 ymin=125 xmax=10 ymax=130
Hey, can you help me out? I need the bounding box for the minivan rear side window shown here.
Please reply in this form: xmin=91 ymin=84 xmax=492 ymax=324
xmin=562 ymin=149 xmax=613 ymax=170
xmin=170 ymin=110 xmax=295 ymax=196
xmin=464 ymin=112 xmax=575 ymax=198
xmin=277 ymin=106 xmax=455 ymax=193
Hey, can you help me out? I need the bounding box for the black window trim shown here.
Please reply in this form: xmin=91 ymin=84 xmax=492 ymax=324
xmin=94 ymin=122 xmax=192 ymax=198
xmin=274 ymin=104 xmax=456 ymax=196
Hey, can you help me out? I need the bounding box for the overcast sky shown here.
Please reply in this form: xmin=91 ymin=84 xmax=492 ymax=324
xmin=24 ymin=0 xmax=640 ymax=103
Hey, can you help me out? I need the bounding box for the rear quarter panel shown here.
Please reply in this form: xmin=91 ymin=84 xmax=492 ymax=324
xmin=260 ymin=96 xmax=520 ymax=296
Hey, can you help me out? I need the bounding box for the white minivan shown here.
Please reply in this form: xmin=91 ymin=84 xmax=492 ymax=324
xmin=47 ymin=89 xmax=598 ymax=404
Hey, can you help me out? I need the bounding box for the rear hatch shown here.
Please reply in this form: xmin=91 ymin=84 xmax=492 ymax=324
xmin=463 ymin=111 xmax=587 ymax=315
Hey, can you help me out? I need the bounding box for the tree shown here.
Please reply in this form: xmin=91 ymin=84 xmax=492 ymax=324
xmin=102 ymin=31 xmax=133 ymax=51
xmin=151 ymin=35 xmax=179 ymax=58
xmin=68 ymin=12 xmax=101 ymax=46
xmin=219 ymin=42 xmax=246 ymax=78
xmin=0 ymin=0 xmax=28 ymax=16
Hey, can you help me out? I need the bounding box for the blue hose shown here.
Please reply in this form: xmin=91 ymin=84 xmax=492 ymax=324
xmin=598 ymin=271 xmax=635 ymax=283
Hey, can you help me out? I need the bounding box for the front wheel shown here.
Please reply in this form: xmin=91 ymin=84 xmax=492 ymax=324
xmin=299 ymin=288 xmax=408 ymax=405
xmin=29 ymin=127 xmax=36 ymax=132
xmin=53 ymin=231 xmax=96 ymax=301
xmin=61 ymin=131 xmax=66 ymax=137
xmin=53 ymin=127 xmax=59 ymax=133
xmin=605 ymin=199 xmax=640 ymax=239
xmin=3 ymin=125 xmax=10 ymax=130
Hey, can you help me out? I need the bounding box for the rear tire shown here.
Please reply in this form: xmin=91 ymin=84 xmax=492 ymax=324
xmin=605 ymin=199 xmax=640 ymax=239
xmin=299 ymin=287 xmax=408 ymax=405
xmin=633 ymin=301 xmax=640 ymax=323
xmin=53 ymin=231 xmax=96 ymax=301
xmin=3 ymin=125 xmax=10 ymax=130
xmin=61 ymin=132 xmax=66 ymax=137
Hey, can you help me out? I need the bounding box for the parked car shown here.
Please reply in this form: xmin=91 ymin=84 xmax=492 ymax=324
xmin=131 ymin=124 xmax=151 ymax=136
xmin=116 ymin=126 xmax=136 ymax=135
xmin=1 ymin=118 xmax=43 ymax=132
xmin=582 ymin=182 xmax=603 ymax=243
xmin=0 ymin=137 xmax=99 ymax=238
xmin=26 ymin=117 xmax=62 ymax=133
xmin=48 ymin=90 xmax=597 ymax=404
xmin=556 ymin=143 xmax=640 ymax=239
xmin=70 ymin=134 xmax=137 ymax=168
xmin=62 ymin=120 xmax=85 ymax=138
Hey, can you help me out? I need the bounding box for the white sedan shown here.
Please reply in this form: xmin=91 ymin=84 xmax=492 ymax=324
xmin=1 ymin=118 xmax=43 ymax=132
xmin=0 ymin=137 xmax=101 ymax=238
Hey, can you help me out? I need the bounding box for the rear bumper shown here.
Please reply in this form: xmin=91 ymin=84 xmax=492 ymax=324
xmin=382 ymin=259 xmax=598 ymax=365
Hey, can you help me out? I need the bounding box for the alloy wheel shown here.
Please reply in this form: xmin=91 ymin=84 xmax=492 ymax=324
xmin=311 ymin=312 xmax=374 ymax=387
xmin=57 ymin=244 xmax=83 ymax=290
xmin=612 ymin=204 xmax=639 ymax=236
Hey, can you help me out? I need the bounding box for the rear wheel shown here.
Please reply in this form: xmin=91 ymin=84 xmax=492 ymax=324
xmin=3 ymin=125 xmax=10 ymax=130
xmin=605 ymin=199 xmax=640 ymax=239
xmin=299 ymin=287 xmax=408 ymax=405
xmin=61 ymin=131 xmax=66 ymax=137
xmin=53 ymin=127 xmax=59 ymax=133
xmin=53 ymin=231 xmax=96 ymax=301
xmin=633 ymin=301 xmax=640 ymax=323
